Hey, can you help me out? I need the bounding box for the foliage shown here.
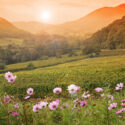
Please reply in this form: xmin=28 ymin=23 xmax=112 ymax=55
xmin=83 ymin=16 xmax=125 ymax=49
xmin=0 ymin=55 xmax=125 ymax=97
xmin=0 ymin=63 xmax=5 ymax=70
xmin=26 ymin=63 xmax=35 ymax=70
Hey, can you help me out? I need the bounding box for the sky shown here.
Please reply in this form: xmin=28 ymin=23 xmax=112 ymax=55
xmin=0 ymin=0 xmax=125 ymax=24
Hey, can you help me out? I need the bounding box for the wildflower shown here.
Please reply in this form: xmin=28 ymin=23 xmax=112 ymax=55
xmin=115 ymin=83 xmax=124 ymax=91
xmin=24 ymin=96 xmax=30 ymax=100
xmin=80 ymin=101 xmax=87 ymax=107
xmin=76 ymin=86 xmax=81 ymax=93
xmin=4 ymin=95 xmax=11 ymax=103
xmin=100 ymin=93 xmax=104 ymax=97
xmin=53 ymin=87 xmax=62 ymax=94
xmin=8 ymin=110 xmax=12 ymax=114
xmin=121 ymin=99 xmax=125 ymax=108
xmin=108 ymin=103 xmax=117 ymax=110
xmin=5 ymin=72 xmax=13 ymax=80
xmin=67 ymin=84 xmax=79 ymax=94
xmin=49 ymin=100 xmax=59 ymax=111
xmin=116 ymin=109 xmax=123 ymax=114
xmin=13 ymin=103 xmax=19 ymax=109
xmin=95 ymin=88 xmax=103 ymax=92
xmin=116 ymin=108 xmax=125 ymax=115
xmin=56 ymin=99 xmax=60 ymax=104
xmin=5 ymin=72 xmax=16 ymax=83
xmin=121 ymin=103 xmax=125 ymax=108
xmin=27 ymin=88 xmax=34 ymax=95
xmin=82 ymin=91 xmax=90 ymax=99
xmin=33 ymin=104 xmax=40 ymax=112
xmin=38 ymin=101 xmax=48 ymax=109
xmin=8 ymin=75 xmax=16 ymax=83
xmin=121 ymin=99 xmax=125 ymax=103
xmin=12 ymin=112 xmax=19 ymax=116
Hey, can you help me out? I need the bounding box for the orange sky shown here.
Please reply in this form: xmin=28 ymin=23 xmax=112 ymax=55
xmin=0 ymin=0 xmax=125 ymax=24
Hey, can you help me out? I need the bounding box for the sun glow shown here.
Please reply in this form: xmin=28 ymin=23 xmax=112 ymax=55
xmin=40 ymin=11 xmax=52 ymax=23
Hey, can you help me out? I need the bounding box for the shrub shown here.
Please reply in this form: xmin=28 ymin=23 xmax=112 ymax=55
xmin=0 ymin=63 xmax=6 ymax=70
xmin=26 ymin=63 xmax=35 ymax=70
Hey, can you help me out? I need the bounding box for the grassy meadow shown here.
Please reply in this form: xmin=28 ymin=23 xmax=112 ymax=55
xmin=0 ymin=52 xmax=125 ymax=125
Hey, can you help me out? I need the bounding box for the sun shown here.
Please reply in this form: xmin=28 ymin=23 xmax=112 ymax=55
xmin=40 ymin=11 xmax=51 ymax=23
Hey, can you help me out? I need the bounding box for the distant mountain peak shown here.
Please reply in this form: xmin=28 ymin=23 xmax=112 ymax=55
xmin=118 ymin=3 xmax=125 ymax=7
xmin=0 ymin=17 xmax=13 ymax=26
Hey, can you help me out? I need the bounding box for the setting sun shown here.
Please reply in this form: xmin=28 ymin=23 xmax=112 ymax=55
xmin=40 ymin=11 xmax=52 ymax=23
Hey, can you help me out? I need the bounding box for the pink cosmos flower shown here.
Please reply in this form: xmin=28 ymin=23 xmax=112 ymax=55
xmin=12 ymin=112 xmax=19 ymax=116
xmin=67 ymin=84 xmax=79 ymax=94
xmin=95 ymin=88 xmax=103 ymax=92
xmin=4 ymin=95 xmax=11 ymax=103
xmin=116 ymin=108 xmax=125 ymax=114
xmin=115 ymin=83 xmax=124 ymax=91
xmin=5 ymin=72 xmax=13 ymax=80
xmin=27 ymin=88 xmax=34 ymax=95
xmin=53 ymin=87 xmax=62 ymax=94
xmin=33 ymin=104 xmax=40 ymax=112
xmin=8 ymin=110 xmax=12 ymax=114
xmin=49 ymin=100 xmax=59 ymax=111
xmin=13 ymin=103 xmax=19 ymax=109
xmin=75 ymin=86 xmax=81 ymax=93
xmin=116 ymin=109 xmax=123 ymax=114
xmin=100 ymin=93 xmax=105 ymax=97
xmin=38 ymin=101 xmax=48 ymax=109
xmin=8 ymin=75 xmax=17 ymax=83
xmin=24 ymin=96 xmax=30 ymax=100
xmin=121 ymin=99 xmax=125 ymax=103
xmin=82 ymin=91 xmax=90 ymax=99
xmin=56 ymin=99 xmax=60 ymax=104
xmin=80 ymin=101 xmax=87 ymax=107
xmin=121 ymin=99 xmax=125 ymax=107
xmin=108 ymin=103 xmax=117 ymax=110
xmin=121 ymin=103 xmax=125 ymax=108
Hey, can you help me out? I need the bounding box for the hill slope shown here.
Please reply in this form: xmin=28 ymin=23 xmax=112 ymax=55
xmin=13 ymin=4 xmax=125 ymax=36
xmin=0 ymin=17 xmax=32 ymax=38
xmin=49 ymin=4 xmax=125 ymax=35
xmin=84 ymin=16 xmax=125 ymax=49
xmin=13 ymin=21 xmax=55 ymax=34
xmin=1 ymin=55 xmax=125 ymax=97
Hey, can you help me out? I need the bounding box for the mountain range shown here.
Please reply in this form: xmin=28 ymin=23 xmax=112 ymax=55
xmin=0 ymin=17 xmax=32 ymax=38
xmin=84 ymin=16 xmax=125 ymax=49
xmin=13 ymin=4 xmax=125 ymax=36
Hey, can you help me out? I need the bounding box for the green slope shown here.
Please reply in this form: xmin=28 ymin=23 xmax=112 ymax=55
xmin=84 ymin=16 xmax=125 ymax=49
xmin=1 ymin=55 xmax=125 ymax=97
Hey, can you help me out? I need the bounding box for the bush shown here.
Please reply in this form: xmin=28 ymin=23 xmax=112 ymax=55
xmin=0 ymin=63 xmax=5 ymax=70
xmin=82 ymin=44 xmax=101 ymax=55
xmin=26 ymin=63 xmax=35 ymax=70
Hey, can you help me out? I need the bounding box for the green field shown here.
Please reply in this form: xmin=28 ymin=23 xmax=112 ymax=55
xmin=0 ymin=55 xmax=125 ymax=97
xmin=1 ymin=49 xmax=125 ymax=74
xmin=1 ymin=54 xmax=125 ymax=125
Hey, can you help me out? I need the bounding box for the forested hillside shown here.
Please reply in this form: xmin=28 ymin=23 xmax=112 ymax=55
xmin=83 ymin=16 xmax=125 ymax=50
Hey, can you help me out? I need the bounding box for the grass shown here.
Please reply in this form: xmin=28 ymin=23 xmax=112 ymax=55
xmin=1 ymin=55 xmax=125 ymax=98
xmin=0 ymin=53 xmax=125 ymax=124
xmin=1 ymin=49 xmax=125 ymax=73
xmin=0 ymin=55 xmax=87 ymax=73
